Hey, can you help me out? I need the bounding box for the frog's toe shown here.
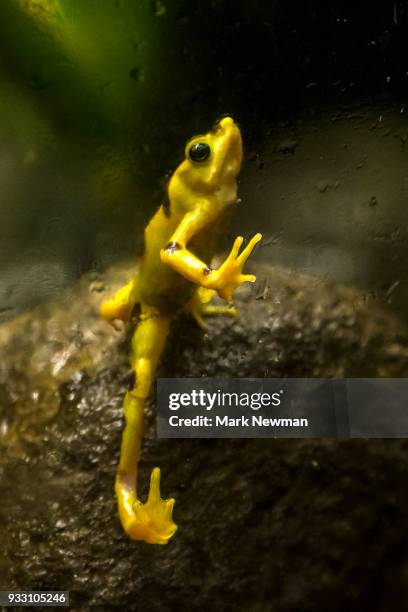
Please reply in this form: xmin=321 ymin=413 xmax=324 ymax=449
xmin=100 ymin=298 xmax=131 ymax=324
xmin=202 ymin=304 xmax=238 ymax=318
xmin=240 ymin=273 xmax=256 ymax=284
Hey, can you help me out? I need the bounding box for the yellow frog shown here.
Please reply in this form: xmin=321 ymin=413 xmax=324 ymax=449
xmin=100 ymin=116 xmax=262 ymax=544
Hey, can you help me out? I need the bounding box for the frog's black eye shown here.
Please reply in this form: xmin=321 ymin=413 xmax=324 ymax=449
xmin=188 ymin=142 xmax=211 ymax=163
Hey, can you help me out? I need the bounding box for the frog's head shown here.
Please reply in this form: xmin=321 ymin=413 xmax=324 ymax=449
xmin=178 ymin=116 xmax=243 ymax=195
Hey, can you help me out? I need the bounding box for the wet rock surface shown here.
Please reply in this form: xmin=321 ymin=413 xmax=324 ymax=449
xmin=1 ymin=261 xmax=408 ymax=611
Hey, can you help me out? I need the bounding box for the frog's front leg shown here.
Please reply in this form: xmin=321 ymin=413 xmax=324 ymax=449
xmin=100 ymin=276 xmax=139 ymax=324
xmin=185 ymin=287 xmax=238 ymax=330
xmin=115 ymin=306 xmax=177 ymax=544
xmin=160 ymin=204 xmax=262 ymax=303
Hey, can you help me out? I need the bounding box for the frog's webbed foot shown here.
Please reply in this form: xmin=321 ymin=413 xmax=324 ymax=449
xmin=100 ymin=277 xmax=139 ymax=324
xmin=116 ymin=468 xmax=177 ymax=545
xmin=185 ymin=287 xmax=238 ymax=330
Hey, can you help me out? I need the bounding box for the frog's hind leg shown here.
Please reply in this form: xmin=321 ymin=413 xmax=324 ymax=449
xmin=185 ymin=286 xmax=238 ymax=330
xmin=115 ymin=306 xmax=177 ymax=544
xmin=100 ymin=276 xmax=140 ymax=324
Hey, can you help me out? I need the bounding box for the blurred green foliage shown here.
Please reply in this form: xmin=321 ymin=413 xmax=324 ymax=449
xmin=0 ymin=1 xmax=174 ymax=170
xmin=0 ymin=0 xmax=187 ymax=271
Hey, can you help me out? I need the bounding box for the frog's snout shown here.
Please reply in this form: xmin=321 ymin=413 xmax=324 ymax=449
xmin=212 ymin=116 xmax=236 ymax=134
xmin=219 ymin=116 xmax=235 ymax=129
xmin=218 ymin=116 xmax=241 ymax=148
xmin=216 ymin=116 xmax=242 ymax=175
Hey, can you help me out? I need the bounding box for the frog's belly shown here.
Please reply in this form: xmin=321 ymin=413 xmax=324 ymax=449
xmin=137 ymin=204 xmax=221 ymax=314
xmin=138 ymin=257 xmax=196 ymax=313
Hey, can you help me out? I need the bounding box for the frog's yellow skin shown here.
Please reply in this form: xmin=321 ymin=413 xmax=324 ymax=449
xmin=100 ymin=117 xmax=262 ymax=544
